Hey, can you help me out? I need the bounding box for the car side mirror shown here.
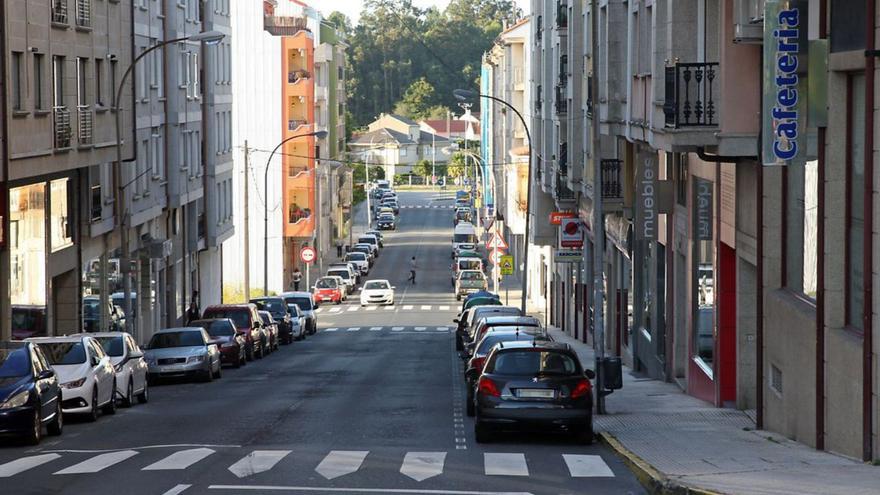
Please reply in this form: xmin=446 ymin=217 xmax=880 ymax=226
xmin=37 ymin=369 xmax=55 ymax=380
xmin=584 ymin=369 xmax=596 ymax=380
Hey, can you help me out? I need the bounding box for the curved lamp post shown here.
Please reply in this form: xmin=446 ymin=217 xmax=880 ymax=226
xmin=263 ymin=129 xmax=329 ymax=295
xmin=454 ymin=89 xmax=532 ymax=313
xmin=114 ymin=30 xmax=224 ymax=335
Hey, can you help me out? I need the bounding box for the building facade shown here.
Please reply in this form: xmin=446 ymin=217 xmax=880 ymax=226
xmin=349 ymin=113 xmax=451 ymax=180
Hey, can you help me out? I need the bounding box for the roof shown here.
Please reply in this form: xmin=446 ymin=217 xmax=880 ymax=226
xmin=417 ymin=131 xmax=450 ymax=145
xmin=350 ymin=128 xmax=415 ymax=146
xmin=501 ymin=17 xmax=530 ymax=35
xmin=387 ymin=113 xmax=418 ymax=125
xmin=28 ymin=335 xmax=88 ymax=342
xmin=481 ymin=315 xmax=541 ymax=324
xmin=489 ymin=340 xmax=570 ymax=352
xmin=280 ymin=291 xmax=313 ymax=298
xmin=153 ymin=327 xmax=205 ymax=334
xmin=421 ymin=119 xmax=481 ymax=136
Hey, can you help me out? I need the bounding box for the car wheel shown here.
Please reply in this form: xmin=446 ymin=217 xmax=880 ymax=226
xmin=466 ymin=386 xmax=475 ymax=417
xmin=202 ymin=365 xmax=214 ymax=382
xmin=122 ymin=379 xmax=134 ymax=408
xmin=26 ymin=409 xmax=42 ymax=445
xmin=86 ymin=387 xmax=99 ymax=422
xmin=474 ymin=420 xmax=491 ymax=444
xmin=213 ymin=361 xmax=222 ymax=379
xmin=47 ymin=398 xmax=63 ymax=436
xmin=137 ymin=380 xmax=149 ymax=404
xmin=102 ymin=381 xmax=117 ymax=415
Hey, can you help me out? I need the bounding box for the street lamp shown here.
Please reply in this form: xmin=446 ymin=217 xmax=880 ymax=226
xmin=263 ymin=129 xmax=329 ymax=296
xmin=114 ymin=30 xmax=224 ymax=336
xmin=454 ymin=89 xmax=532 ymax=313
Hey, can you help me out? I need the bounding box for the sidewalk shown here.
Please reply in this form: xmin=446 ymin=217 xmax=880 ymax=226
xmin=546 ymin=327 xmax=880 ymax=495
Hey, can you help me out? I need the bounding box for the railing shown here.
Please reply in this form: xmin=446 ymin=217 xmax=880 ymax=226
xmin=555 ymin=85 xmax=566 ymax=114
xmin=663 ymin=62 xmax=719 ymax=128
xmin=558 ymin=55 xmax=568 ymax=85
xmin=90 ymin=185 xmax=102 ymax=222
xmin=75 ymin=0 xmax=90 ymax=28
xmin=288 ymin=119 xmax=308 ymax=131
xmin=558 ymin=142 xmax=568 ymax=176
xmin=78 ymin=105 xmax=93 ymax=145
xmin=535 ymin=85 xmax=543 ymax=112
xmin=288 ymin=69 xmax=311 ymax=84
xmin=601 ymin=159 xmax=623 ymax=199
xmin=556 ymin=176 xmax=575 ymax=201
xmin=556 ymin=1 xmax=568 ymax=28
xmin=264 ymin=15 xmax=310 ymax=36
xmin=54 ymin=106 xmax=72 ymax=149
xmin=586 ymin=74 xmax=593 ymax=117
xmin=52 ymin=0 xmax=68 ymax=24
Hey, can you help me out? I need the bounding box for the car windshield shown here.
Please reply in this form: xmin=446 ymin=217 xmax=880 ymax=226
xmin=316 ymin=278 xmax=338 ymax=289
xmin=365 ymin=281 xmax=390 ymax=290
xmin=287 ymin=305 xmax=301 ymax=316
xmin=203 ymin=309 xmax=250 ymax=330
xmin=477 ymin=334 xmax=538 ymax=354
xmin=0 ymin=347 xmax=30 ymax=378
xmin=460 ymin=260 xmax=481 ymax=270
xmin=460 ymin=271 xmax=484 ymax=281
xmin=195 ymin=320 xmax=236 ymax=337
xmin=328 ymin=270 xmax=350 ymax=279
xmin=346 ymin=253 xmax=366 ymax=261
xmin=454 ymin=233 xmax=477 ymax=243
xmin=36 ymin=342 xmax=87 ymax=365
xmin=251 ymin=299 xmax=286 ymax=315
xmin=95 ymin=337 xmax=125 ymax=357
xmin=149 ymin=331 xmax=205 ymax=349
xmin=491 ymin=350 xmax=579 ymax=376
xmin=285 ymin=297 xmax=313 ymax=311
xmin=379 ymin=214 xmax=394 ymax=220
xmin=358 ymin=238 xmax=375 ymax=244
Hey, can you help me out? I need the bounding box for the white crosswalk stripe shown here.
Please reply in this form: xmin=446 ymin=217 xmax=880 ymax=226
xmin=403 ymin=305 xmax=414 ymax=310
xmin=329 ymin=308 xmax=342 ymax=313
xmin=484 ymin=453 xmax=529 ymax=476
xmin=420 ymin=305 xmax=432 ymax=310
xmin=314 ymin=308 xmax=323 ymax=313
xmin=436 ymin=327 xmax=449 ymax=332
xmin=365 ymin=306 xmax=378 ymax=311
xmin=0 ymin=454 xmax=60 ymax=478
xmin=347 ymin=327 xmax=361 ymax=332
xmin=562 ymin=454 xmax=614 ymax=477
xmin=324 ymin=328 xmax=338 ymax=332
xmin=392 ymin=327 xmax=405 ymax=331
xmin=228 ymin=450 xmax=291 ymax=478
xmin=346 ymin=306 xmax=358 ymax=312
xmin=315 ymin=450 xmax=369 ymax=480
xmin=383 ymin=305 xmax=395 ymax=310
xmin=142 ymin=448 xmax=215 ymax=471
xmin=369 ymin=326 xmax=383 ymax=331
xmin=439 ymin=306 xmax=451 ymax=311
xmin=400 ymin=452 xmax=446 ymax=482
xmin=54 ymin=450 xmax=139 ymax=475
xmin=415 ymin=327 xmax=427 ymax=331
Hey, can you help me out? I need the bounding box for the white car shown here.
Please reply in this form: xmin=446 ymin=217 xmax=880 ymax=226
xmin=92 ymin=332 xmax=149 ymax=407
xmin=329 ymin=262 xmax=361 ymax=283
xmin=28 ymin=335 xmax=117 ymax=421
xmin=344 ymin=252 xmax=370 ymax=275
xmin=354 ymin=243 xmax=378 ymax=262
xmin=327 ymin=275 xmax=349 ymax=301
xmin=360 ymin=279 xmax=395 ymax=306
xmin=327 ymin=268 xmax=357 ymax=294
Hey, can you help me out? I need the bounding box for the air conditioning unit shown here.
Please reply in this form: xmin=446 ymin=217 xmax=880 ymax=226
xmin=734 ymin=0 xmax=764 ymax=44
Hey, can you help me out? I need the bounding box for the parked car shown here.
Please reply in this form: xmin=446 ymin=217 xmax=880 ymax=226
xmin=313 ymin=277 xmax=344 ymax=304
xmin=460 ymin=295 xmax=502 ymax=314
xmin=257 ymin=311 xmax=280 ymax=352
xmin=29 ymin=335 xmax=117 ymax=421
xmin=92 ymin=332 xmax=149 ymax=407
xmin=202 ymin=304 xmax=266 ymax=360
xmin=344 ymin=252 xmax=370 ymax=275
xmin=189 ymin=319 xmax=247 ymax=368
xmin=82 ymin=296 xmax=125 ymax=333
xmin=145 ymin=328 xmax=222 ymax=383
xmin=455 ymin=270 xmax=488 ymax=300
xmin=381 ymin=199 xmax=400 ymax=215
xmin=454 ymin=305 xmax=522 ymax=351
xmin=327 ymin=267 xmax=357 ymax=294
xmin=358 ymin=234 xmax=382 ymax=255
xmin=11 ymin=305 xmax=48 ymax=340
xmin=0 ymin=341 xmax=63 ymax=444
xmin=281 ymin=292 xmax=317 ymax=335
xmin=352 ymin=244 xmax=375 ymax=266
xmin=360 ymin=280 xmax=395 ymax=306
xmin=250 ymin=297 xmax=294 ymax=344
xmin=452 ymin=256 xmax=484 ymax=286
xmin=365 ymin=230 xmax=385 ymax=247
xmin=473 ymin=341 xmax=595 ymax=444
xmin=452 ymin=223 xmax=478 ymax=258
xmin=286 ymin=304 xmax=307 ymax=341
xmin=466 ymin=316 xmax=544 ymax=358
xmin=377 ymin=213 xmax=396 ymax=230
xmin=465 ymin=330 xmax=552 ymax=416
xmin=326 ymin=276 xmax=350 ymax=301
xmin=374 ymin=206 xmax=395 ymax=220
xmin=329 ymin=262 xmax=361 ymax=284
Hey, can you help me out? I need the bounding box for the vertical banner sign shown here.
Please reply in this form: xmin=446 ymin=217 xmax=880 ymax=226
xmin=636 ymin=157 xmax=657 ymax=240
xmin=695 ymin=179 xmax=714 ymax=241
xmin=762 ymin=0 xmax=808 ymax=166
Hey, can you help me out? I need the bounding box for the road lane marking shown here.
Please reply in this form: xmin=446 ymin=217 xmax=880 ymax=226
xmin=403 ymin=305 xmax=414 ymax=310
xmin=42 ymin=444 xmax=240 ymax=453
xmin=228 ymin=450 xmax=291 ymax=478
xmin=561 ymin=454 xmax=615 ymax=477
xmin=314 ymin=308 xmax=323 ymax=313
xmin=392 ymin=327 xmax=404 ymax=331
xmin=324 ymin=328 xmax=338 ymax=332
xmin=346 ymin=327 xmax=361 ymax=332
xmin=54 ymin=450 xmax=139 ymax=475
xmin=329 ymin=308 xmax=342 ymax=313
xmin=383 ymin=305 xmax=395 ymax=311
xmin=142 ymin=448 xmax=215 ymax=471
xmin=400 ymin=452 xmax=446 ymax=482
xmin=208 ymin=485 xmax=534 ymax=494
xmin=369 ymin=326 xmax=383 ymax=331
xmin=161 ymin=484 xmax=193 ymax=495
xmin=436 ymin=327 xmax=449 ymax=332
xmin=483 ymin=453 xmax=529 ymax=476
xmin=439 ymin=306 xmax=450 ymax=311
xmin=315 ymin=450 xmax=369 ymax=480
xmin=365 ymin=306 xmax=378 ymax=311
xmin=346 ymin=307 xmax=358 ymax=312
xmin=420 ymin=305 xmax=432 ymax=310
xmin=0 ymin=454 xmax=61 ymax=478
xmin=414 ymin=327 xmax=427 ymax=331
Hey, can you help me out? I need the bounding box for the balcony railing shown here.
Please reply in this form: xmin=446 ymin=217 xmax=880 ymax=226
xmin=556 ymin=176 xmax=575 ymax=201
xmin=663 ymin=62 xmax=719 ymax=128
xmin=90 ymin=185 xmax=102 ymax=222
xmin=54 ymin=106 xmax=72 ymax=149
xmin=555 ymin=85 xmax=567 ymax=114
xmin=288 ymin=69 xmax=311 ymax=84
xmin=556 ymin=1 xmax=568 ymax=28
xmin=288 ymin=119 xmax=308 ymax=131
xmin=75 ymin=0 xmax=91 ymax=28
xmin=78 ymin=105 xmax=93 ymax=145
xmin=601 ymin=159 xmax=623 ymax=200
xmin=52 ymin=0 xmax=68 ymax=24
xmin=559 ymin=55 xmax=568 ymax=85
xmin=558 ymin=142 xmax=568 ymax=176
xmin=264 ymin=15 xmax=310 ymax=36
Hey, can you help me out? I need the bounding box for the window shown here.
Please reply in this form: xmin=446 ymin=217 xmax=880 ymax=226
xmin=180 ymin=50 xmax=190 ymax=90
xmin=676 ymin=153 xmax=688 ymax=206
xmin=192 ymin=52 xmax=200 ymax=97
xmin=693 ymin=178 xmax=715 ymax=370
xmin=94 ymin=58 xmax=103 ymax=107
xmin=34 ymin=54 xmax=45 ymax=111
xmin=76 ymin=57 xmax=87 ymax=106
xmin=50 ymin=179 xmax=73 ymax=252
xmin=53 ymin=56 xmax=65 ymax=107
xmin=401 ymin=148 xmax=408 ymax=157
xmin=11 ymin=52 xmax=23 ymax=111
xmin=847 ymin=73 xmax=866 ymax=329
xmin=785 ymin=160 xmax=818 ymax=300
xmin=110 ymin=59 xmax=118 ymax=108
xmin=151 ymin=127 xmax=163 ymax=179
xmin=831 ymin=0 xmax=866 ymax=53
xmin=137 ymin=47 xmax=147 ymax=100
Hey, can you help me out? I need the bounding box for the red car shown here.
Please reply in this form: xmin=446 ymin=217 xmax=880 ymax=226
xmin=313 ymin=277 xmax=343 ymax=304
xmin=190 ymin=318 xmax=247 ymax=368
xmin=202 ymin=304 xmax=266 ymax=361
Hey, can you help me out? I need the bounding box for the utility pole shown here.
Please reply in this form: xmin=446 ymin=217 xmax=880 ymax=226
xmin=243 ymin=141 xmax=251 ymax=300
xmin=590 ymin=0 xmax=606 ymax=414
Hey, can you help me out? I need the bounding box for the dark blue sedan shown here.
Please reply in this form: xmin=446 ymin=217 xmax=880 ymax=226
xmin=0 ymin=341 xmax=63 ymax=444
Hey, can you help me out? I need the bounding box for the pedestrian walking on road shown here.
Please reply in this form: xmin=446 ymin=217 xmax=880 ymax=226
xmin=407 ymin=257 xmax=417 ymax=284
xmin=292 ymin=268 xmax=303 ymax=291
xmin=336 ymin=238 xmax=344 ymax=258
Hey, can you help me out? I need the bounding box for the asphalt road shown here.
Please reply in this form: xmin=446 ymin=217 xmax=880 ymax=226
xmin=0 ymin=191 xmax=645 ymax=495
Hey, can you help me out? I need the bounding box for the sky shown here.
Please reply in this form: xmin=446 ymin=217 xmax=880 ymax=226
xmin=317 ymin=0 xmax=531 ymax=24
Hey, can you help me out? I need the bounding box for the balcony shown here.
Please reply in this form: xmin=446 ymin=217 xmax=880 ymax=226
xmin=555 ymin=175 xmax=576 ymax=205
xmin=557 ymin=142 xmax=568 ymax=176
xmin=90 ymin=185 xmax=102 ymax=222
xmin=558 ymin=55 xmax=568 ymax=85
xmin=53 ymin=106 xmax=72 ymax=149
xmin=556 ymin=1 xmax=568 ymax=29
xmin=555 ymin=85 xmax=567 ymax=114
xmin=52 ymin=0 xmax=68 ymax=24
xmin=601 ymin=159 xmax=623 ymax=200
xmin=663 ymin=62 xmax=719 ymax=128
xmin=264 ymin=15 xmax=310 ymax=36
xmin=78 ymin=105 xmax=93 ymax=146
xmin=288 ymin=69 xmax=311 ymax=84
xmin=288 ymin=119 xmax=309 ymax=131
xmin=75 ymin=0 xmax=90 ymax=28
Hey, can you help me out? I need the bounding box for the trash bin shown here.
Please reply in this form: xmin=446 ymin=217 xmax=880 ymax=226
xmin=601 ymin=357 xmax=623 ymax=390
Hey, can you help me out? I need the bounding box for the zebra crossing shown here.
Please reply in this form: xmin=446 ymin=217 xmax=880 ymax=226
xmin=0 ymin=448 xmax=617 ymax=481
xmin=322 ymin=326 xmax=451 ymax=333
xmin=315 ymin=304 xmax=454 ymax=315
xmin=400 ymin=204 xmax=456 ymax=209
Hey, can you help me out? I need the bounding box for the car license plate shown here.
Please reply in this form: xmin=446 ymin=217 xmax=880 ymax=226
xmin=517 ymin=389 xmax=555 ymax=399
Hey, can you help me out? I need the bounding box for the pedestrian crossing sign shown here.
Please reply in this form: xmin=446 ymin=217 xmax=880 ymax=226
xmin=500 ymin=255 xmax=514 ymax=275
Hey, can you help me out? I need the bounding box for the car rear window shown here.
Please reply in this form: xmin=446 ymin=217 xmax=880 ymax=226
xmin=36 ymin=342 xmax=87 ymax=365
xmin=316 ymin=278 xmax=338 ymax=289
xmin=454 ymin=233 xmax=477 ymax=243
xmin=96 ymin=337 xmax=125 ymax=357
xmin=460 ymin=271 xmax=484 ymax=280
xmin=328 ymin=270 xmax=350 ymax=279
xmin=0 ymin=347 xmax=30 ymax=378
xmin=365 ymin=281 xmax=390 ymax=290
xmin=203 ymin=309 xmax=251 ymax=330
xmin=251 ymin=299 xmax=286 ymax=314
xmin=149 ymin=331 xmax=205 ymax=349
xmin=346 ymin=253 xmax=367 ymax=261
xmin=489 ymin=350 xmax=579 ymax=376
xmin=477 ymin=334 xmax=538 ymax=354
xmin=285 ymin=297 xmax=313 ymax=311
xmin=193 ymin=320 xmax=236 ymax=337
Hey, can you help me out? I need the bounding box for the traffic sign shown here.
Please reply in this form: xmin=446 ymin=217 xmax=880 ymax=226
xmin=485 ymin=232 xmax=509 ymax=251
xmin=489 ymin=249 xmax=506 ymax=265
xmin=300 ymin=246 xmax=316 ymax=264
xmin=559 ymin=218 xmax=584 ymax=248
xmin=554 ymin=250 xmax=582 ymax=263
xmin=500 ymin=255 xmax=515 ymax=275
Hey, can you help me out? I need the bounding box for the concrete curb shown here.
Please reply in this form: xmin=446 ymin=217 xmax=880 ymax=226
xmin=599 ymin=431 xmax=724 ymax=495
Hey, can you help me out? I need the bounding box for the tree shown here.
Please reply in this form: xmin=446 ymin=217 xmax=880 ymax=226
xmin=446 ymin=153 xmax=468 ymax=178
xmin=412 ymin=159 xmax=432 ymax=177
xmin=325 ymin=11 xmax=353 ymax=36
xmin=393 ymin=78 xmax=440 ymax=120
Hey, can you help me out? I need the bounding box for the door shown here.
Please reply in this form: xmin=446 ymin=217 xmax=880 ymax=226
xmin=32 ymin=347 xmax=56 ymax=420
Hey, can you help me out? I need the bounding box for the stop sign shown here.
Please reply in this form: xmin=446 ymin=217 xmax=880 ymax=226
xmin=300 ymin=247 xmax=316 ymax=264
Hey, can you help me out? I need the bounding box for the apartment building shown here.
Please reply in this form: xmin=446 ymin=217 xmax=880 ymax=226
xmin=517 ymin=0 xmax=877 ymax=462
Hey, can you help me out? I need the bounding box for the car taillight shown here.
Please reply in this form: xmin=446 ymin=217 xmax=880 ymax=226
xmin=571 ymin=379 xmax=592 ymax=399
xmin=477 ymin=377 xmax=501 ymax=397
xmin=471 ymin=356 xmax=486 ymax=372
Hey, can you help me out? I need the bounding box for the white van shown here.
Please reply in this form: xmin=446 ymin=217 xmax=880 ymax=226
xmin=451 ymin=257 xmax=484 ymax=285
xmin=452 ymin=223 xmax=478 ymax=258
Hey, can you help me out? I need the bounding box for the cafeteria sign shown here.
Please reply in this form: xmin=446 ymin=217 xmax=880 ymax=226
xmin=762 ymin=0 xmax=807 ymax=166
